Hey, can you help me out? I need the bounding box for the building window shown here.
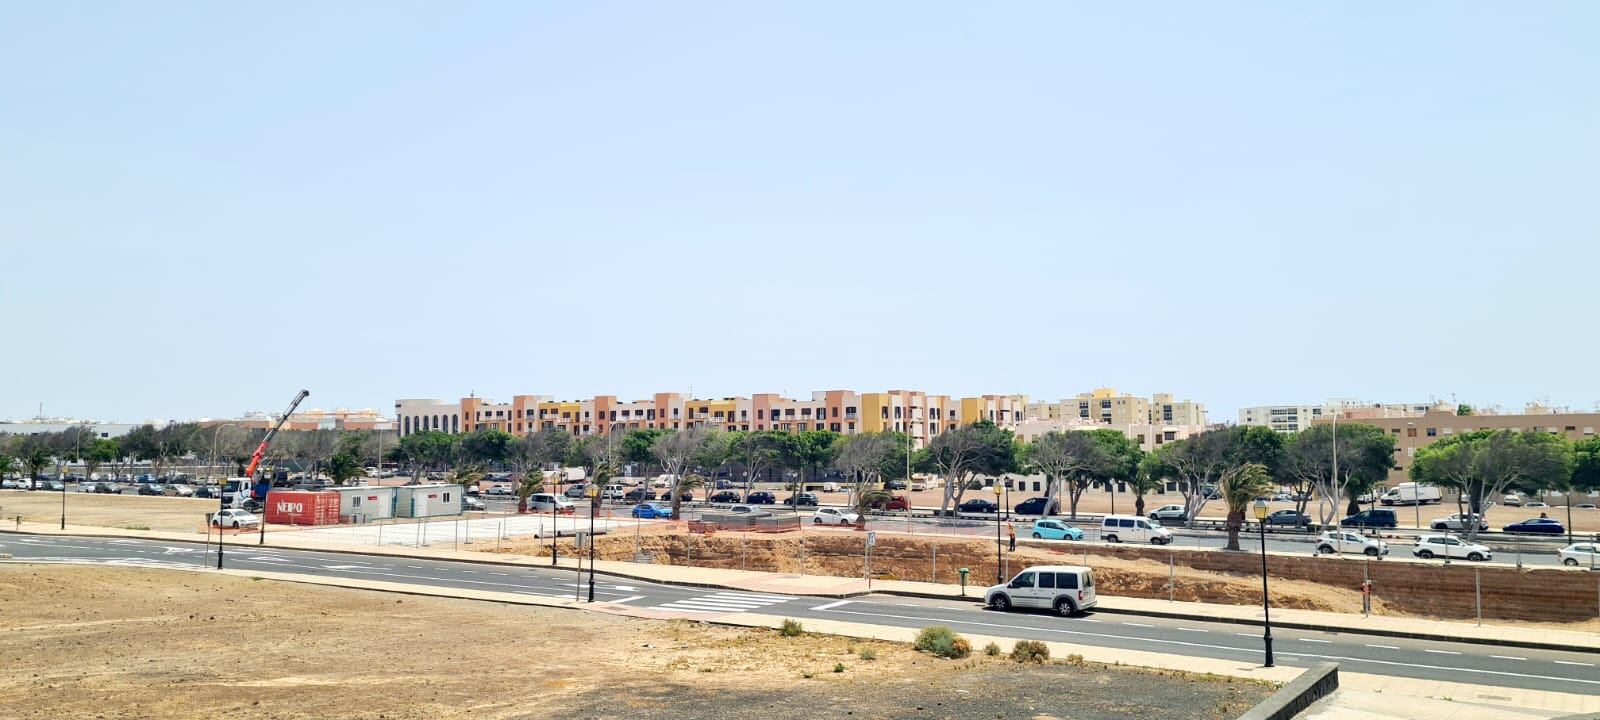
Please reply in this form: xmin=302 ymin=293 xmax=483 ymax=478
xmin=1426 ymin=428 xmax=1437 ymax=437
xmin=1406 ymin=428 xmax=1417 ymax=437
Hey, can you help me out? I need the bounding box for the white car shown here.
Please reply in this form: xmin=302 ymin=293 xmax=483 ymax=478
xmin=811 ymin=507 xmax=859 ymax=526
xmin=170 ymin=484 xmax=196 ymax=497
xmin=1429 ymin=513 xmax=1488 ymax=532
xmin=1412 ymin=534 xmax=1492 ymax=562
xmin=984 ymin=565 xmax=1097 ymax=616
xmin=0 ymin=478 xmax=24 ymax=490
xmin=1315 ymin=530 xmax=1388 ymax=557
xmin=527 ymin=493 xmax=575 ymax=514
xmin=210 ymin=509 xmax=260 ymax=528
xmin=601 ymin=485 xmax=627 ymax=501
xmin=1559 ymin=543 xmax=1598 ymax=568
xmin=910 ymin=480 xmax=930 ymax=492
xmin=485 ymin=484 xmax=514 ymax=496
xmin=1101 ymin=515 xmax=1172 ymax=544
xmin=1503 ymin=495 xmax=1522 ymax=507
xmin=1148 ymin=504 xmax=1187 ymax=522
xmin=727 ymin=504 xmax=772 ymax=518
xmin=1524 ymin=502 xmax=1549 ymax=509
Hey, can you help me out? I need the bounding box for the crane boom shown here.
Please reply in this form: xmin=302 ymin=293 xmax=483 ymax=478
xmin=243 ymin=390 xmax=310 ymax=481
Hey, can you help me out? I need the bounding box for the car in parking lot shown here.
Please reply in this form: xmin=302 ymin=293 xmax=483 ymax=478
xmin=746 ymin=491 xmax=777 ymax=505
xmin=726 ymin=504 xmax=772 ymax=518
xmin=194 ymin=485 xmax=218 ymax=499
xmin=1429 ymin=513 xmax=1489 ymax=532
xmin=76 ymin=481 xmax=102 ymax=493
xmin=1503 ymin=518 xmax=1564 ymax=534
xmin=462 ymin=495 xmax=487 ymax=511
xmin=623 ymin=487 xmax=656 ymax=503
xmin=1503 ymin=494 xmax=1522 ymax=507
xmin=811 ymin=507 xmax=859 ymax=525
xmin=1412 ymin=534 xmax=1492 ymax=562
xmin=485 ymin=484 xmax=514 ymax=496
xmin=210 ymin=509 xmax=260 ymax=528
xmin=658 ymin=489 xmax=693 ymax=502
xmin=957 ymin=498 xmax=998 ymax=514
xmin=564 ymin=483 xmax=590 ymax=499
xmin=984 ymin=565 xmax=1096 ymax=616
xmin=1147 ymin=504 xmax=1187 ymax=522
xmin=601 ymin=485 xmax=627 ymax=501
xmin=1577 ymin=503 xmax=1598 ymax=510
xmin=885 ymin=480 xmax=907 ymax=491
xmin=528 ymin=493 xmax=575 ymax=514
xmin=169 ymin=484 xmax=195 ymax=497
xmin=1262 ymin=509 xmax=1310 ymax=527
xmin=1340 ymin=508 xmax=1397 ymax=529
xmin=1012 ymin=497 xmax=1061 ymax=516
xmin=784 ymin=492 xmax=820 ymax=507
xmin=39 ymin=480 xmax=65 ymax=491
xmin=1524 ymin=502 xmax=1550 ymax=509
xmin=708 ymin=491 xmax=741 ymax=504
xmin=1558 ymin=543 xmax=1598 ymax=567
xmin=632 ymin=502 xmax=674 ymax=519
xmin=1029 ymin=519 xmax=1084 ymax=541
xmin=1315 ymin=530 xmax=1387 ymax=556
xmin=868 ymin=494 xmax=910 ymax=511
xmin=138 ymin=483 xmax=167 ymax=496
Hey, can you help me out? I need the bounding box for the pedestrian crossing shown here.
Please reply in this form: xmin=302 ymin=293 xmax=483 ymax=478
xmin=650 ymin=591 xmax=792 ymax=614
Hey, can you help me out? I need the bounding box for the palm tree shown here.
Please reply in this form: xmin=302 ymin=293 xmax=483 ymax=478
xmin=853 ymin=488 xmax=892 ymax=519
xmin=515 ymin=470 xmax=546 ymax=514
xmin=1222 ymin=463 xmax=1273 ymax=551
xmin=672 ymin=474 xmax=707 ymax=517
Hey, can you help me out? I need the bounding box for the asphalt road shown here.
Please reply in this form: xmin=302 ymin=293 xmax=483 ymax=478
xmin=2 ymin=532 xmax=1595 ymax=695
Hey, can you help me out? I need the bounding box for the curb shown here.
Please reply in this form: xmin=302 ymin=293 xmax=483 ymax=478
xmin=5 ymin=528 xmax=1596 ymax=655
xmin=1236 ymin=663 xmax=1339 ymax=720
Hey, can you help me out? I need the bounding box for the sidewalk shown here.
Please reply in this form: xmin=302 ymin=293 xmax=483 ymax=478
xmin=5 ymin=520 xmax=1598 ymax=653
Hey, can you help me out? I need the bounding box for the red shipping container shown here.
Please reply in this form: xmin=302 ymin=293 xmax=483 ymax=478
xmin=264 ymin=490 xmax=341 ymax=526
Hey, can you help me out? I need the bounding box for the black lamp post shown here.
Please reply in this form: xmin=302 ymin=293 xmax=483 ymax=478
xmin=586 ymin=484 xmax=599 ymax=602
xmin=1253 ymin=498 xmax=1275 ymax=667
xmin=993 ymin=483 xmax=1005 ymax=584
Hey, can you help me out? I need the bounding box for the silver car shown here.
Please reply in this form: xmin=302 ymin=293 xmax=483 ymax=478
xmin=1428 ymin=513 xmax=1488 ymax=532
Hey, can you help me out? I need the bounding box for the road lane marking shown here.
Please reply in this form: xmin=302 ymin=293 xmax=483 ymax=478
xmin=812 ymin=600 xmax=852 ymax=611
xmin=1122 ymin=622 xmax=1153 ymax=628
xmin=1424 ymin=649 xmax=1460 ymax=655
xmin=460 ymin=570 xmax=478 ymax=574
xmin=1299 ymin=638 xmax=1332 ymax=644
xmin=1366 ymin=645 xmax=1400 ymax=650
xmin=1236 ymin=632 xmax=1257 ymax=637
xmin=1491 ymin=655 xmax=1526 ymax=661
xmin=1554 ymin=661 xmax=1594 ymax=667
xmin=610 ymin=595 xmax=646 ymax=605
xmin=1175 ymin=627 xmax=1208 ymax=633
xmin=809 ymin=607 xmax=1600 ymax=687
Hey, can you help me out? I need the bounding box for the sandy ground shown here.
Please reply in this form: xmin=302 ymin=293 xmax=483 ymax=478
xmin=0 ymin=565 xmax=1269 ymax=720
xmin=0 ymin=489 xmax=218 ymax=532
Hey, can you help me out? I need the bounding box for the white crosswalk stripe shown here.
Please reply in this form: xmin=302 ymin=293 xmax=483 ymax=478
xmin=651 ymin=592 xmax=792 ymax=614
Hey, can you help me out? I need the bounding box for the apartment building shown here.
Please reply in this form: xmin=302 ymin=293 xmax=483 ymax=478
xmin=1310 ymin=406 xmax=1600 ymax=483
xmin=1012 ymin=417 xmax=1208 ymax=453
xmin=1240 ymin=400 xmax=1450 ymax=433
xmin=1023 ymin=388 xmax=1207 ymax=427
xmin=397 ymin=389 xmax=1041 ymax=449
xmin=221 ymin=407 xmax=393 ymax=432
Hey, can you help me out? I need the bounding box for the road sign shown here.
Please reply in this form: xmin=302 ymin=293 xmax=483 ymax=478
xmin=866 ymin=531 xmax=876 ymax=548
xmin=576 ymin=531 xmax=589 ymax=550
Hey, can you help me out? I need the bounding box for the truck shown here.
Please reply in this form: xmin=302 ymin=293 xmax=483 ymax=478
xmin=1379 ymin=482 xmax=1441 ymax=506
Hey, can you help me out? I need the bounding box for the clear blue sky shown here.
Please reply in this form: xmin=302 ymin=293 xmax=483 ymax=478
xmin=3 ymin=2 xmax=1596 ymax=423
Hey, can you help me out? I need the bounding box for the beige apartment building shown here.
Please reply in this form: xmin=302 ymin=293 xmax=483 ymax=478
xmin=1239 ymin=400 xmax=1447 ymax=433
xmin=1023 ymin=388 xmax=1207 ymax=427
xmin=1310 ymin=405 xmax=1600 ymax=483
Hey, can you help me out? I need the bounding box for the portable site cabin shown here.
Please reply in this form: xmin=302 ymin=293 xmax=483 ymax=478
xmin=332 ymin=486 xmax=396 ymax=522
xmin=394 ymin=483 xmax=463 ymax=518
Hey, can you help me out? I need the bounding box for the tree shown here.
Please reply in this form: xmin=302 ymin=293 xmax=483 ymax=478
xmin=651 ymin=427 xmax=717 ymax=516
xmin=1574 ymin=437 xmax=1600 ymax=494
xmin=926 ymin=421 xmax=1016 ymax=515
xmin=18 ymin=435 xmax=53 ymax=485
xmin=1278 ymin=423 xmax=1395 ymax=523
xmin=1023 ymin=431 xmax=1108 ymax=519
xmin=457 ymin=429 xmax=514 ymax=466
xmin=1457 ymin=404 xmax=1474 ymax=416
xmin=327 ymin=434 xmax=366 ymax=486
xmin=621 ymin=429 xmax=666 ymax=467
xmin=577 ymin=432 xmax=627 ymax=476
xmin=1156 ymin=426 xmax=1283 ymax=528
xmin=395 ymin=431 xmax=457 ymax=481
xmin=1221 ymin=463 xmax=1274 ymax=550
xmin=726 ymin=431 xmax=789 ymax=500
xmin=1411 ymin=429 xmax=1572 ymax=540
xmin=515 ymin=470 xmax=544 ymax=514
xmin=853 ymin=488 xmax=892 ymax=518
xmin=524 ymin=428 xmax=574 ymax=473
xmin=1130 ymin=453 xmax=1166 ymax=517
xmin=791 ymin=430 xmax=841 ymax=485
xmin=84 ymin=438 xmax=120 ymax=482
xmin=834 ymin=433 xmax=901 ymax=506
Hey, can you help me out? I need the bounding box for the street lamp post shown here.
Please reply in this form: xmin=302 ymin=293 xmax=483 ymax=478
xmin=993 ymin=483 xmax=1005 ymax=584
xmin=1253 ymin=498 xmax=1275 ymax=667
xmin=552 ymin=469 xmax=563 ymax=566
xmin=586 ymin=484 xmax=600 ymax=602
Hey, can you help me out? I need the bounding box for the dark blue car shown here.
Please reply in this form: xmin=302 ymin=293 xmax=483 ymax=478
xmin=1503 ymin=518 xmax=1564 ymax=535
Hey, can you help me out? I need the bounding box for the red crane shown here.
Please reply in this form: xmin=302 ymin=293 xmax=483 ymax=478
xmin=242 ymin=389 xmax=310 ymax=493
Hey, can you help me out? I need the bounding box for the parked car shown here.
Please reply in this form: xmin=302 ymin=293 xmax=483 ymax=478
xmin=885 ymin=480 xmax=907 ymax=491
xmin=1429 ymin=513 xmax=1489 ymax=532
xmin=784 ymin=492 xmax=820 ymax=507
xmin=138 ymin=483 xmax=166 ymax=496
xmin=1012 ymin=497 xmax=1061 ymax=516
xmin=1100 ymin=515 xmax=1172 ymax=545
xmin=0 ymin=478 xmax=24 ymax=489
xmin=40 ymin=480 xmax=65 ymax=492
xmin=1148 ymin=504 xmax=1187 ymax=522
xmin=708 ymin=491 xmax=741 ymax=504
xmin=528 ymin=493 xmax=576 ymax=514
xmin=601 ymin=485 xmax=627 ymax=501
xmin=632 ymin=502 xmax=674 ymax=519
xmin=76 ymin=481 xmax=101 ymax=493
xmin=1558 ymin=543 xmax=1598 ymax=567
xmin=821 ymin=482 xmax=843 ymax=493
xmin=869 ymin=494 xmax=910 ymax=511
xmin=169 ymin=484 xmax=195 ymax=497
xmin=462 ymin=496 xmax=487 ymax=511
xmin=957 ymin=498 xmax=998 ymax=514
xmin=1340 ymin=509 xmax=1397 ymax=529
xmin=210 ymin=509 xmax=260 ymax=528
xmin=659 ymin=489 xmax=693 ymax=502
xmin=1503 ymin=494 xmax=1523 ymax=507
xmin=746 ymin=491 xmax=777 ymax=505
xmin=1503 ymin=518 xmax=1564 ymax=535
xmin=1524 ymin=502 xmax=1549 ymax=509
xmin=984 ymin=565 xmax=1097 ymax=616
xmin=1576 ymin=503 xmax=1597 ymax=510
xmin=727 ymin=504 xmax=772 ymax=518
xmin=812 ymin=507 xmax=859 ymax=526
xmin=910 ymin=480 xmax=930 ymax=491
xmin=1315 ymin=530 xmax=1388 ymax=557
xmin=1412 ymin=534 xmax=1492 ymax=562
xmin=193 ymin=486 xmax=218 ymax=499
xmin=624 ymin=488 xmax=656 ymax=503
xmin=1262 ymin=509 xmax=1311 ymax=527
xmin=485 ymin=484 xmax=514 ymax=496
xmin=1029 ymin=519 xmax=1084 ymax=541
xmin=564 ymin=483 xmax=590 ymax=499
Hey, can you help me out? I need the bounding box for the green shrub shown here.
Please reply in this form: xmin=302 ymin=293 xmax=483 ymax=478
xmin=1011 ymin=640 xmax=1050 ymax=664
xmin=1065 ymin=653 xmax=1085 ymax=665
xmin=858 ymin=647 xmax=878 ymax=661
xmin=833 ymin=662 xmax=845 ymax=673
xmin=779 ymin=619 xmax=804 ymax=637
xmin=913 ymin=626 xmax=971 ymax=659
xmin=983 ymin=642 xmax=1001 ymax=657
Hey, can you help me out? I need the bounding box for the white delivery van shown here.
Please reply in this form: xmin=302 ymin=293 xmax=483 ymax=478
xmin=984 ymin=565 xmax=1097 ymax=615
xmin=1379 ymin=482 xmax=1441 ymax=506
xmin=1100 ymin=514 xmax=1172 ymax=545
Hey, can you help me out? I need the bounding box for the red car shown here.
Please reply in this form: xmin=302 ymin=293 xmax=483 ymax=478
xmin=870 ymin=495 xmax=910 ymax=511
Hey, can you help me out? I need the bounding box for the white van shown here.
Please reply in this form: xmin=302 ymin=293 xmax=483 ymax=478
xmin=821 ymin=482 xmax=843 ymax=493
xmin=984 ymin=565 xmax=1097 ymax=615
xmin=528 ymin=493 xmax=575 ymax=514
xmin=1100 ymin=514 xmax=1172 ymax=545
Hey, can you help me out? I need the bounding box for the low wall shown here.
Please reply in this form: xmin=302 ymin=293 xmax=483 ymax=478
xmin=1235 ymin=663 xmax=1339 ymax=720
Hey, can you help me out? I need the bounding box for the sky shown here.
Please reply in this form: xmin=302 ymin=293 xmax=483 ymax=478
xmin=2 ymin=2 xmax=1597 ymax=424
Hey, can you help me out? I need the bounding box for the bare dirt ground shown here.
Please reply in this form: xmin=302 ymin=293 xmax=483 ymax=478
xmin=0 ymin=489 xmax=217 ymax=532
xmin=0 ymin=565 xmax=1269 ymax=720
